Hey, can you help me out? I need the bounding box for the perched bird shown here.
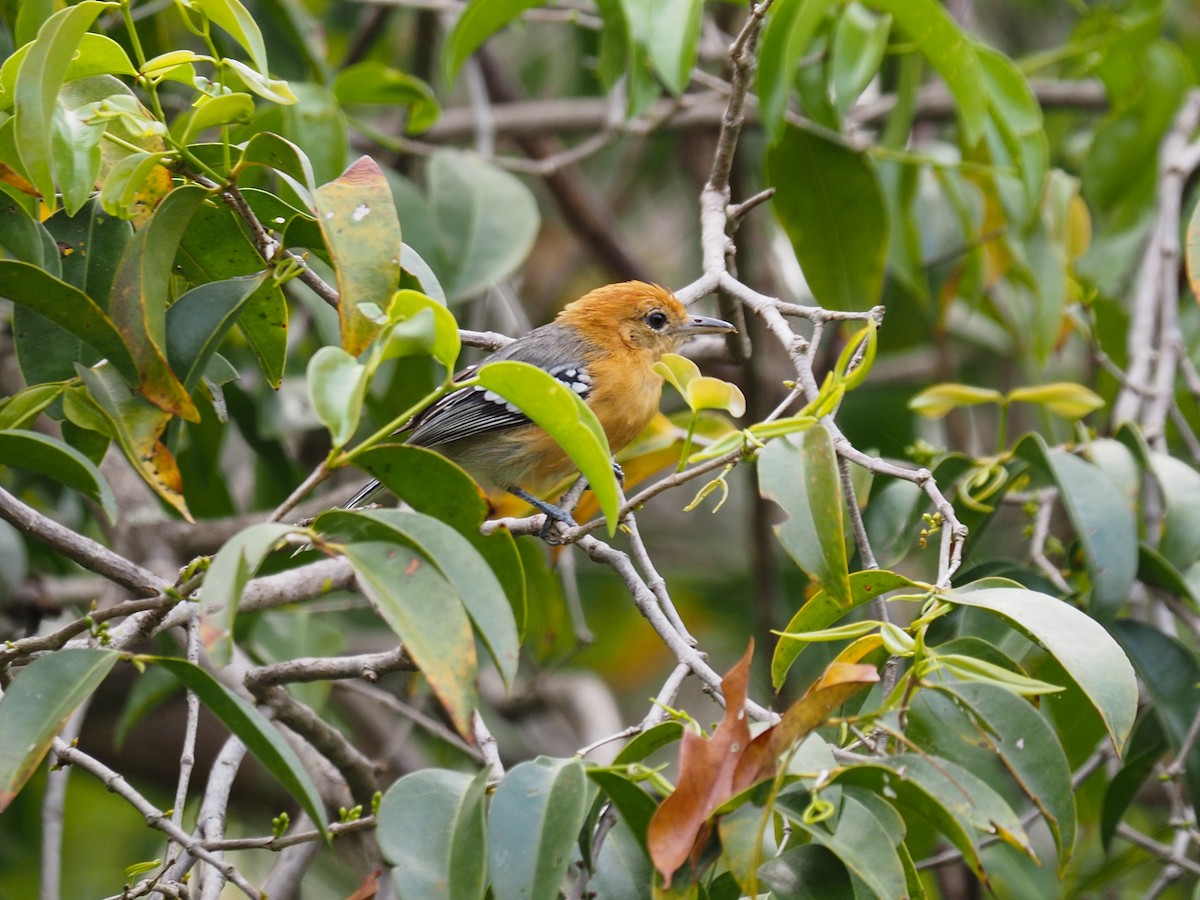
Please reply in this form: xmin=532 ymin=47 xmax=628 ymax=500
xmin=346 ymin=281 xmax=736 ymax=521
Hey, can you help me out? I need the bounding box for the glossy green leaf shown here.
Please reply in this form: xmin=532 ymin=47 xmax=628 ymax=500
xmin=614 ymin=721 xmax=685 ymax=765
xmin=947 ymin=584 xmax=1137 ymax=754
xmin=148 ymin=656 xmax=329 ymax=839
xmin=200 ymin=522 xmax=295 ymax=667
xmin=759 ymin=844 xmax=854 ymax=900
xmin=174 ymin=200 xmax=288 ymax=389
xmin=235 ymin=131 xmax=316 ymax=201
xmin=488 ymin=756 xmax=590 ymax=900
xmin=766 ymin=125 xmax=888 ymax=311
xmin=427 ymin=150 xmax=539 ymax=302
xmin=308 ymin=346 xmax=367 ymax=449
xmin=315 ymin=156 xmax=402 ymax=356
xmin=223 ymin=58 xmax=297 ymax=105
xmin=377 ymin=767 xmax=489 ymax=900
xmin=477 ymin=360 xmax=621 ymax=534
xmin=1149 ymin=452 xmax=1200 ymax=571
xmin=863 ymin=0 xmax=985 ymax=146
xmin=834 ymin=753 xmax=1032 ymax=882
xmin=50 ymin=97 xmax=104 ymax=216
xmin=588 ymin=769 xmax=658 ymax=849
xmin=334 ymin=62 xmax=439 ymax=133
xmin=174 ymin=92 xmax=255 ymax=146
xmin=353 ymin=443 xmax=527 ymax=637
xmin=586 ymin=817 xmax=654 ymax=900
xmin=317 ymin=508 xmax=518 ymax=689
xmin=0 ymin=429 xmax=117 ymax=521
xmin=166 ymin=272 xmax=269 ymax=393
xmin=443 ymin=0 xmax=543 ymax=82
xmin=756 ymin=0 xmax=837 ymax=137
xmin=758 ymin=426 xmax=852 ymax=609
xmin=909 ymin=682 xmax=1075 ymax=869
xmin=776 ymin=793 xmax=907 ymax=899
xmin=622 ymin=0 xmax=703 ymax=95
xmin=830 ymin=3 xmax=891 ymax=118
xmin=0 ymin=260 xmax=137 ymax=383
xmin=1014 ymin=435 xmax=1137 ymax=619
xmin=1107 ymin=619 xmax=1200 ymax=812
xmin=109 ymin=183 xmax=210 ymax=421
xmin=341 ymin=541 xmax=478 ymax=735
xmin=909 ymin=383 xmax=1004 ymax=417
xmin=190 ymin=0 xmax=269 ymax=74
xmin=97 ymin=150 xmax=171 ymax=220
xmin=385 ymin=290 xmax=461 ymax=374
xmin=45 ymin=197 xmax=130 ymax=306
xmin=977 ymin=45 xmax=1046 ymax=216
xmin=71 ymin=361 xmax=191 ymax=520
xmin=0 ymin=384 xmax=67 ymax=430
xmin=1100 ymin=714 xmax=1166 ymax=852
xmin=0 ymin=648 xmax=118 ymax=813
xmin=11 ymin=1 xmax=111 ymax=212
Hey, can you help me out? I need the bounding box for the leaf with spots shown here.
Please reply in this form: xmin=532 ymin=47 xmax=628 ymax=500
xmin=315 ymin=156 xmax=402 ymax=357
xmin=341 ymin=541 xmax=477 ymax=736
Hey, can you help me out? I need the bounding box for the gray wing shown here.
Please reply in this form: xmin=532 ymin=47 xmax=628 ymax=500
xmin=407 ymin=322 xmax=593 ymax=448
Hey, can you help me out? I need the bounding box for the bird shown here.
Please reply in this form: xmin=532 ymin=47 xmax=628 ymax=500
xmin=345 ymin=281 xmax=736 ymax=523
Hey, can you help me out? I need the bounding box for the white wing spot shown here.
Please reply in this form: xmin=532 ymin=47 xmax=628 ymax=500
xmin=483 ymin=390 xmax=502 ymax=404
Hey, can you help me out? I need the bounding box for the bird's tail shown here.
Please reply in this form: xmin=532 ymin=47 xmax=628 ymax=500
xmin=344 ymin=479 xmax=384 ymax=509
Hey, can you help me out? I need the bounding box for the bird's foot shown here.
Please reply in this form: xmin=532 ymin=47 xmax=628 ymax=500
xmin=611 ymin=460 xmax=625 ymax=485
xmin=507 ymin=486 xmax=579 ymax=543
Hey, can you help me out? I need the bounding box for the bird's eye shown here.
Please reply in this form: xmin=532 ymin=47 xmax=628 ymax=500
xmin=645 ymin=310 xmax=669 ymax=331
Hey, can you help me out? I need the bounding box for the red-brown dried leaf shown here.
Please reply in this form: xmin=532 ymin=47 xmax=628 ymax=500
xmin=734 ymin=661 xmax=878 ymax=791
xmin=647 ymin=640 xmax=754 ymax=887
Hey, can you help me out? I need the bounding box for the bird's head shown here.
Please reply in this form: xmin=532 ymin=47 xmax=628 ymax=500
xmin=558 ymin=281 xmax=736 ymax=357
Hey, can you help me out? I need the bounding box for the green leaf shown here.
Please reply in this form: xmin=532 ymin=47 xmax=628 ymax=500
xmin=833 ymin=753 xmax=1032 ymax=883
xmin=0 ymin=259 xmax=138 ymax=384
xmin=0 ymin=648 xmax=118 ymax=813
xmin=189 ymin=0 xmax=269 ymax=74
xmin=1149 ymin=452 xmax=1200 ymax=572
xmin=174 ymin=92 xmax=255 ymax=146
xmin=174 ymin=200 xmax=288 ymax=389
xmin=830 ymin=3 xmax=891 ymax=118
xmin=759 ymin=844 xmax=854 ymax=900
xmin=148 ymin=656 xmax=329 ymax=839
xmin=236 ymin=131 xmax=316 ymax=201
xmin=776 ymin=793 xmax=907 ymax=899
xmin=487 ymin=756 xmax=590 ymax=900
xmin=587 ymin=769 xmax=658 ymax=849
xmin=385 ymin=290 xmax=461 ymax=374
xmin=756 ymin=0 xmax=838 ymax=137
xmin=307 ymin=346 xmax=367 ymax=449
xmin=766 ymin=125 xmax=888 ymax=311
xmin=166 ymin=272 xmax=269 ymax=393
xmin=758 ymin=426 xmax=852 ymax=609
xmin=223 ymin=58 xmax=297 ymax=105
xmin=477 ymin=360 xmax=621 ymax=534
xmin=947 ymin=584 xmax=1138 ymax=754
xmin=427 ymin=150 xmax=539 ymax=302
xmin=12 ymin=1 xmax=111 ymax=213
xmin=768 ymin=571 xmax=916 ymax=691
xmin=334 ymin=62 xmax=439 ymax=133
xmin=1007 ymin=383 xmax=1104 ymax=419
xmin=0 ymin=429 xmax=117 ymax=521
xmin=341 ymin=542 xmax=478 ymax=736
xmin=1107 ymin=620 xmax=1200 ymax=813
xmin=621 ymin=0 xmax=703 ymax=95
xmin=109 ymin=183 xmax=210 ymax=421
xmin=352 ymin=444 xmax=527 ymax=638
xmin=443 ymin=0 xmax=544 ymax=83
xmin=50 ymin=95 xmax=105 ymax=216
xmin=377 ymin=767 xmax=489 ymax=900
xmin=863 ymin=0 xmax=985 ymax=146
xmin=1014 ymin=435 xmax=1137 ymax=619
xmin=45 ymin=197 xmax=131 ymax=307
xmin=315 ymin=156 xmax=403 ymax=356
xmin=317 ymin=508 xmax=519 ymax=689
xmin=200 ymin=523 xmax=295 ymax=667
xmin=909 ymin=682 xmax=1076 ymax=870
xmin=0 ymin=384 xmax=67 ymax=430
xmin=909 ymin=383 xmax=1004 ymax=417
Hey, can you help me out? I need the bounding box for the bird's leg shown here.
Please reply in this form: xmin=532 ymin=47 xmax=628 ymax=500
xmin=507 ymin=486 xmax=578 ymax=541
xmin=611 ymin=460 xmax=625 ymax=484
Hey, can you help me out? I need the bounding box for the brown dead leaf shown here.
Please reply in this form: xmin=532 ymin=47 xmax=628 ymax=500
xmin=647 ymin=640 xmax=754 ymax=887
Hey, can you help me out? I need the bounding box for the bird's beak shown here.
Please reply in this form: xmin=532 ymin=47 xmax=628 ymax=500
xmin=673 ymin=314 xmax=737 ymax=336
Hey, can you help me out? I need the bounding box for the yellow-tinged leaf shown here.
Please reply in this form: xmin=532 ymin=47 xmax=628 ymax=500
xmin=1007 ymin=382 xmax=1104 ymax=419
xmin=686 ymin=376 xmax=746 ymax=417
xmin=909 ymin=383 xmax=1004 ymax=418
xmin=654 ymin=352 xmax=701 ymax=396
